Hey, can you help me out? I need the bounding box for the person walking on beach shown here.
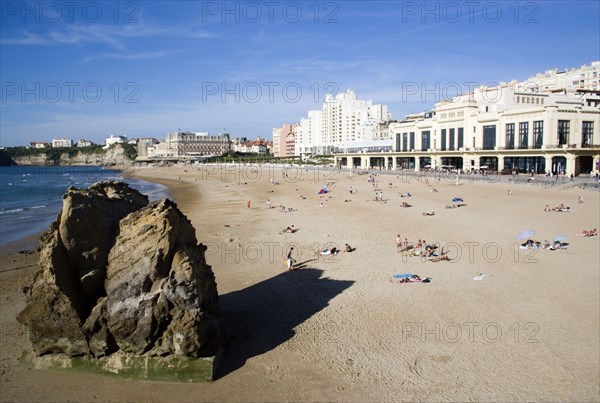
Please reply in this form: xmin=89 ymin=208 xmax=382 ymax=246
xmin=396 ymin=235 xmax=402 ymax=252
xmin=247 ymin=200 xmax=251 ymax=208
xmin=286 ymin=247 xmax=296 ymax=271
xmin=267 ymin=199 xmax=272 ymax=209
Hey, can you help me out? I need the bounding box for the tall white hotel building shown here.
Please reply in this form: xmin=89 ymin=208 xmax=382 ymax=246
xmin=295 ymin=90 xmax=390 ymax=159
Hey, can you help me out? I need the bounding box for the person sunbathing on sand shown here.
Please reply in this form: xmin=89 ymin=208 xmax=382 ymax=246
xmin=397 ymin=274 xmax=421 ymax=283
xmin=285 ymin=225 xmax=297 ymax=233
xmin=548 ymin=241 xmax=564 ymax=250
xmin=579 ymin=228 xmax=597 ymax=237
xmin=422 ymin=211 xmax=435 ymax=216
xmin=553 ymin=203 xmax=566 ymax=212
xmin=318 ymin=247 xmax=339 ymax=256
xmin=401 ymin=201 xmax=411 ymax=208
xmin=521 ymin=239 xmax=542 ymax=249
xmin=430 ymin=253 xmax=450 ymax=262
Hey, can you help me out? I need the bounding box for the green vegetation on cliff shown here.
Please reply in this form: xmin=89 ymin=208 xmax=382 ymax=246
xmin=120 ymin=143 xmax=137 ymax=160
xmin=3 ymin=143 xmax=137 ymax=165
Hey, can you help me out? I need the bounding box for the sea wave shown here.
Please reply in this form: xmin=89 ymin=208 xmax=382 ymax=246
xmin=0 ymin=208 xmax=24 ymax=214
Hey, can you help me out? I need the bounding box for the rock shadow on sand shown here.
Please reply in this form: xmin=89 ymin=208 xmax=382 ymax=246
xmin=216 ymin=268 xmax=353 ymax=379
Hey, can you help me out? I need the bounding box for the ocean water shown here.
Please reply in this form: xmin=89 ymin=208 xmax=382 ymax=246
xmin=0 ymin=166 xmax=168 ymax=244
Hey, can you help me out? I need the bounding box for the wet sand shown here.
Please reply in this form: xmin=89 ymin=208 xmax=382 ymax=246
xmin=1 ymin=164 xmax=599 ymax=401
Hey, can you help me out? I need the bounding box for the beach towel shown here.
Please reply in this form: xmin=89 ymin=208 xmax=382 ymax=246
xmin=392 ymin=273 xmax=413 ymax=279
xmin=473 ymin=274 xmax=489 ymax=281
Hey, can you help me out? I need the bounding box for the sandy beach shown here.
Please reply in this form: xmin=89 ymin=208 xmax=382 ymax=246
xmin=1 ymin=164 xmax=599 ymax=402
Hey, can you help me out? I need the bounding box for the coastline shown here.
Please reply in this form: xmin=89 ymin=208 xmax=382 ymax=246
xmin=0 ymin=165 xmax=168 ymax=246
xmin=1 ymin=163 xmax=599 ymax=401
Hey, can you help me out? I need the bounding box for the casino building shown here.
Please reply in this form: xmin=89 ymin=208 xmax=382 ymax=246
xmin=334 ymin=85 xmax=600 ymax=176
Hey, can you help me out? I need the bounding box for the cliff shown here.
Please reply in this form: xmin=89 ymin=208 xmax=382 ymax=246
xmin=7 ymin=144 xmax=135 ymax=166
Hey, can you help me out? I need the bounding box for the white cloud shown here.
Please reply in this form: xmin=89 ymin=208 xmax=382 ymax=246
xmin=1 ymin=23 xmax=219 ymax=48
xmin=81 ymin=49 xmax=186 ymax=63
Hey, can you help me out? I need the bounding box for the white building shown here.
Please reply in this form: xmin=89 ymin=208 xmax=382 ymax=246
xmin=104 ymin=135 xmax=127 ymax=149
xmin=52 ymin=138 xmax=73 ymax=148
xmin=146 ymin=142 xmax=176 ymax=159
xmin=296 ymin=109 xmax=325 ymax=157
xmin=335 ymin=85 xmax=600 ymax=176
xmin=520 ymin=61 xmax=600 ymax=92
xmin=76 ymin=139 xmax=94 ymax=147
xmin=295 ymin=90 xmax=391 ymax=159
xmin=232 ymin=137 xmax=269 ymax=154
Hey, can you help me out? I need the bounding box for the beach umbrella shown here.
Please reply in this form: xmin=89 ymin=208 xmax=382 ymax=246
xmin=517 ymin=229 xmax=536 ymax=241
xmin=554 ymin=235 xmax=567 ymax=242
xmin=452 ymin=197 xmax=464 ymax=202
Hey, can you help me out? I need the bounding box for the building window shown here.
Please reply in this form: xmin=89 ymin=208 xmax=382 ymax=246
xmin=519 ymin=122 xmax=529 ymax=149
xmin=533 ymin=121 xmax=543 ymax=149
xmin=441 ymin=129 xmax=446 ymax=151
xmin=557 ymin=120 xmax=570 ymax=145
xmin=421 ymin=131 xmax=430 ymax=151
xmin=402 ymin=133 xmax=408 ymax=152
xmin=410 ymin=132 xmax=415 ymax=151
xmin=506 ymin=123 xmax=515 ymax=149
xmin=395 ymin=133 xmax=401 ymax=151
xmin=483 ymin=125 xmax=496 ymax=150
xmin=582 ymin=121 xmax=594 ymax=146
xmin=457 ymin=128 xmax=464 ymax=149
xmin=449 ymin=128 xmax=455 ymax=151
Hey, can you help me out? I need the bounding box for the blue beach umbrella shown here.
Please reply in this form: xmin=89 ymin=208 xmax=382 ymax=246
xmin=517 ymin=229 xmax=536 ymax=241
xmin=452 ymin=197 xmax=464 ymax=203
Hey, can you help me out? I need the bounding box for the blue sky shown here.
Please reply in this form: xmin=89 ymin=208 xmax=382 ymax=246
xmin=1 ymin=0 xmax=599 ymax=146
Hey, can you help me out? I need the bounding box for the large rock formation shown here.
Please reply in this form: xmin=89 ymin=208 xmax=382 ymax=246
xmin=18 ymin=181 xmax=228 ymax=366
